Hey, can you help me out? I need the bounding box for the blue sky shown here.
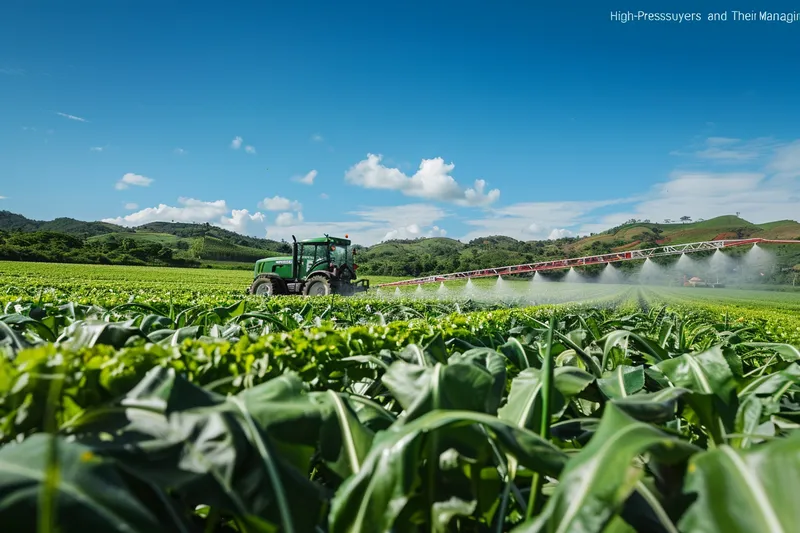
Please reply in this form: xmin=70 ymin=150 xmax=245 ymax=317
xmin=2 ymin=1 xmax=799 ymax=245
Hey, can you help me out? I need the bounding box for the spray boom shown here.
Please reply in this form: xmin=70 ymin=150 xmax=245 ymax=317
xmin=376 ymin=238 xmax=800 ymax=288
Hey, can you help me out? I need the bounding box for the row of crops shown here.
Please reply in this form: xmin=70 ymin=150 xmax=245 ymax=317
xmin=1 ymin=263 xmax=799 ymax=532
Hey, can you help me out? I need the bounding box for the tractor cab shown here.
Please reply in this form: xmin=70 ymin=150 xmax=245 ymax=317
xmin=249 ymin=234 xmax=369 ymax=297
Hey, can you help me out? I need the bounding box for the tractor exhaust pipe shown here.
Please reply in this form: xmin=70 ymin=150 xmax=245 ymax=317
xmin=291 ymin=235 xmax=298 ymax=279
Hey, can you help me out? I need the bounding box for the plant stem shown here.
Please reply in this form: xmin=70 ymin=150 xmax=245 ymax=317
xmin=525 ymin=313 xmax=555 ymax=521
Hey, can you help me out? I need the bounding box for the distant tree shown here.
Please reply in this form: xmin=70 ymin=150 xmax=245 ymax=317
xmin=637 ymin=231 xmax=657 ymax=244
xmin=680 ymin=216 xmax=692 ymax=223
xmin=664 ymin=219 xmax=672 ymax=223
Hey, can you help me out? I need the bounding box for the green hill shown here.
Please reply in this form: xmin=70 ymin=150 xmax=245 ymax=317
xmin=568 ymin=216 xmax=800 ymax=255
xmin=197 ymin=236 xmax=284 ymax=262
xmin=1 ymin=211 xmax=798 ymax=277
xmin=356 ymin=215 xmax=800 ymax=279
xmin=134 ymin=221 xmax=286 ymax=251
xmin=0 ymin=211 xmax=290 ymax=268
xmin=0 ymin=211 xmax=130 ymax=237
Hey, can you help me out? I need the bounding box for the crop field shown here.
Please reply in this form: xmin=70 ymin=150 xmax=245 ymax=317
xmin=1 ymin=260 xmax=799 ymax=532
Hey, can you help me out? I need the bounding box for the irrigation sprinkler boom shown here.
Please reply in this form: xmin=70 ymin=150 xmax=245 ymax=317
xmin=375 ymin=238 xmax=800 ymax=288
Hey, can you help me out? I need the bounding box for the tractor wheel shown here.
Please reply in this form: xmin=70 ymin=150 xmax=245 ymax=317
xmin=303 ymin=277 xmax=332 ymax=296
xmin=249 ymin=276 xmax=279 ymax=296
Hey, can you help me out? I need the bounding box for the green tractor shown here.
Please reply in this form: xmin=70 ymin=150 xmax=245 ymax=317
xmin=248 ymin=234 xmax=369 ymax=297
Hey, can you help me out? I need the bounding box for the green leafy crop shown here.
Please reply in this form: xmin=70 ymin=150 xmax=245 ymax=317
xmin=0 ymin=273 xmax=799 ymax=532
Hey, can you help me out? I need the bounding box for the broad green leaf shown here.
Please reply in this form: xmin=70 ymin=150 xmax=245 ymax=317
xmin=313 ymin=390 xmax=375 ymax=480
xmin=600 ymin=330 xmax=669 ymax=369
xmin=381 ymin=360 xmax=495 ymax=422
xmin=597 ymin=365 xmax=645 ymax=399
xmin=499 ymin=337 xmax=535 ymax=369
xmin=68 ymin=367 xmax=325 ymax=532
xmin=138 ymin=313 xmax=173 ymax=334
xmin=59 ymin=321 xmax=148 ymax=349
xmin=611 ymin=387 xmax=692 ymax=424
xmin=424 ymin=333 xmax=450 ymax=364
xmin=514 ymin=404 xmax=699 ymax=533
xmin=0 ymin=313 xmax=56 ymax=342
xmin=211 ymin=299 xmax=247 ymax=321
xmin=732 ymin=364 xmax=800 ymax=448
xmin=679 ymin=433 xmax=800 ymax=533
xmin=738 ymin=363 xmax=800 ymax=398
xmin=0 ymin=321 xmax=31 ymax=352
xmin=329 ymin=410 xmax=567 ymax=533
xmin=449 ymin=347 xmax=508 ymax=414
xmin=742 ymin=342 xmax=800 ymax=362
xmin=499 ymin=366 xmax=594 ymax=433
xmin=0 ymin=434 xmax=190 ymax=532
xmin=553 ymin=366 xmax=596 ymax=397
xmin=655 ymin=345 xmax=736 ymax=400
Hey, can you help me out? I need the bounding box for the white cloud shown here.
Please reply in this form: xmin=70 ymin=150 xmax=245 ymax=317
xmin=259 ymin=195 xmax=302 ymax=211
xmin=0 ymin=68 xmax=25 ymax=75
xmin=0 ymin=195 xmax=6 ymax=200
xmin=344 ymin=153 xmax=500 ymax=206
xmin=706 ymin=137 xmax=739 ymax=146
xmin=671 ymin=136 xmax=778 ymax=163
xmin=577 ymin=138 xmax=800 ymax=233
xmin=56 ymin=112 xmax=87 ymax=122
xmin=174 ymin=148 xmax=187 ymax=155
xmin=767 ymin=140 xmax=800 ymax=179
xmin=230 ymin=137 xmax=255 ymax=154
xmin=265 ymin=203 xmax=450 ymax=246
xmin=460 ymin=198 xmax=633 ymax=242
xmin=466 ymin=135 xmax=799 ymax=239
xmin=275 ymin=212 xmax=304 ymax=226
xmin=581 ymin=171 xmax=799 ymax=230
xmin=220 ymin=209 xmax=266 ymax=234
xmin=548 ymin=228 xmax=574 ymax=240
xmin=292 ymin=170 xmax=317 ymax=185
xmin=103 ymin=198 xmax=266 ymax=236
xmin=103 ymin=200 xmax=445 ymax=246
xmin=95 ymin=134 xmax=799 ymax=249
xmin=22 ymin=126 xmax=36 ymax=132
xmin=90 ymin=146 xmax=104 ymax=152
xmin=382 ymin=224 xmax=447 ymax=241
xmin=115 ymin=173 xmax=154 ymax=190
xmin=320 ymin=193 xmax=329 ymax=199
xmin=311 ymin=134 xmax=324 ymax=142
xmin=104 ymin=198 xmax=229 ymax=226
xmin=124 ymin=203 xmax=138 ymax=210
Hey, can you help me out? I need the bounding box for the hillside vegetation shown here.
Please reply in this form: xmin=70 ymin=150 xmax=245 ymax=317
xmin=357 ymin=216 xmax=800 ymax=280
xmin=1 ymin=211 xmax=798 ymax=279
xmin=0 ymin=211 xmax=293 ymax=268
